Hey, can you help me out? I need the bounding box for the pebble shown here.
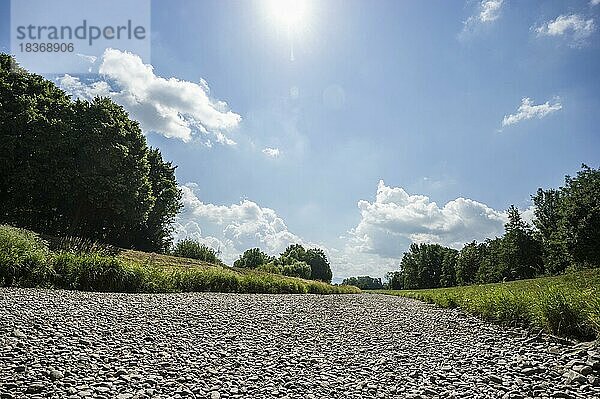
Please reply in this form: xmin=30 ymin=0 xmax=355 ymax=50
xmin=0 ymin=288 xmax=598 ymax=399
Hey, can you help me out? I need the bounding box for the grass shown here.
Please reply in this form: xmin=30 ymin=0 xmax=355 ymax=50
xmin=0 ymin=225 xmax=360 ymax=295
xmin=372 ymin=270 xmax=600 ymax=340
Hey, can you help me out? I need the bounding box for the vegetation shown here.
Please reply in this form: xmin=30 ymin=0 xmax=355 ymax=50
xmin=0 ymin=54 xmax=182 ymax=253
xmin=386 ymin=165 xmax=600 ymax=290
xmin=234 ymin=248 xmax=274 ymax=269
xmin=233 ymin=244 xmax=333 ymax=283
xmin=374 ymin=268 xmax=600 ymax=340
xmin=171 ymin=239 xmax=222 ymax=265
xmin=342 ymin=276 xmax=383 ymax=290
xmin=0 ymin=225 xmax=360 ymax=294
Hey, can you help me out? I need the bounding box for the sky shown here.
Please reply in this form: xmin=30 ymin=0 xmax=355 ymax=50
xmin=1 ymin=0 xmax=599 ymax=280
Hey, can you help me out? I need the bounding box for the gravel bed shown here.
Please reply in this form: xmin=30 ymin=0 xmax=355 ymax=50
xmin=0 ymin=288 xmax=599 ymax=399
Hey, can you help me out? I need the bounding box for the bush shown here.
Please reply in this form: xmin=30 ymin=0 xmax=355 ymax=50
xmin=52 ymin=252 xmax=147 ymax=292
xmin=233 ymin=248 xmax=272 ymax=269
xmin=281 ymin=260 xmax=311 ymax=279
xmin=171 ymin=239 xmax=221 ymax=264
xmin=0 ymin=225 xmax=51 ymax=287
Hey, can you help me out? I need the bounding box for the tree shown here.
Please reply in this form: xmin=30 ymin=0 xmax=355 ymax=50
xmin=440 ymin=249 xmax=457 ymax=288
xmin=385 ymin=271 xmax=404 ymax=290
xmin=456 ymin=241 xmax=484 ymax=285
xmin=560 ymin=165 xmax=600 ymax=268
xmin=305 ymin=248 xmax=333 ymax=283
xmin=341 ymin=276 xmax=383 ymax=290
xmin=398 ymin=243 xmax=455 ymax=289
xmin=234 ymin=248 xmax=273 ymax=269
xmin=133 ymin=148 xmax=183 ymax=253
xmin=532 ymin=188 xmax=570 ymax=274
xmin=279 ymin=244 xmax=332 ymax=283
xmin=172 ymin=239 xmax=221 ymax=264
xmin=280 ymin=261 xmax=311 ymax=279
xmin=500 ymin=205 xmax=543 ymax=280
xmin=0 ymin=54 xmax=182 ymax=251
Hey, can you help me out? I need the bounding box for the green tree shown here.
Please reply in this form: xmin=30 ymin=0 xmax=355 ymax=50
xmin=133 ymin=148 xmax=183 ymax=253
xmin=279 ymin=244 xmax=332 ymax=283
xmin=500 ymin=205 xmax=543 ymax=280
xmin=456 ymin=241 xmax=484 ymax=285
xmin=0 ymin=54 xmax=182 ymax=251
xmin=341 ymin=276 xmax=383 ymax=290
xmin=385 ymin=271 xmax=404 ymax=290
xmin=281 ymin=260 xmax=311 ymax=279
xmin=234 ymin=248 xmax=273 ymax=269
xmin=172 ymin=239 xmax=221 ymax=264
xmin=305 ymin=248 xmax=332 ymax=283
xmin=532 ymin=188 xmax=570 ymax=274
xmin=560 ymin=165 xmax=600 ymax=268
xmin=440 ymin=249 xmax=458 ymax=287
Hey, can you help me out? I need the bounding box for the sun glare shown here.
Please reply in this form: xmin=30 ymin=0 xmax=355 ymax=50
xmin=265 ymin=0 xmax=310 ymax=32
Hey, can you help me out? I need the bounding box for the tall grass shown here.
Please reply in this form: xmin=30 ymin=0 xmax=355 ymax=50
xmin=0 ymin=225 xmax=360 ymax=295
xmin=374 ymin=270 xmax=600 ymax=340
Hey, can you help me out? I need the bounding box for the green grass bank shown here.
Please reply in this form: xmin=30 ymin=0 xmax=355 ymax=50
xmin=372 ymin=271 xmax=600 ymax=340
xmin=0 ymin=225 xmax=360 ymax=295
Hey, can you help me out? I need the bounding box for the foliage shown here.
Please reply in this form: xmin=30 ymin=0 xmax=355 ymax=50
xmin=456 ymin=241 xmax=485 ymax=286
xmin=279 ymin=244 xmax=333 ymax=283
xmin=0 ymin=54 xmax=182 ymax=252
xmin=0 ymin=225 xmax=360 ymax=294
xmin=342 ymin=276 xmax=383 ymax=290
xmin=171 ymin=239 xmax=221 ymax=264
xmin=132 ymin=148 xmax=183 ymax=253
xmin=233 ymin=248 xmax=273 ymax=269
xmin=0 ymin=225 xmax=52 ymax=287
xmin=280 ymin=260 xmax=312 ymax=279
xmin=385 ymin=271 xmax=404 ymax=290
xmin=532 ymin=165 xmax=600 ymax=272
xmin=398 ymin=243 xmax=458 ymax=289
xmin=374 ymin=268 xmax=600 ymax=340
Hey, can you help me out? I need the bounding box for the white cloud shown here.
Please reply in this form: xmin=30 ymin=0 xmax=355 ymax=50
xmin=592 ymin=0 xmax=600 ymax=6
xmin=535 ymin=14 xmax=595 ymax=46
xmin=262 ymin=147 xmax=280 ymax=158
xmin=502 ymin=97 xmax=562 ymax=127
xmin=171 ymin=181 xmax=525 ymax=281
xmin=172 ymin=184 xmax=307 ymax=265
xmin=58 ymin=49 xmax=241 ymax=144
xmin=349 ymin=181 xmax=507 ymax=257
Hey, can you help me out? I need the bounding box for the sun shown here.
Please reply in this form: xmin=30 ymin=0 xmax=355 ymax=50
xmin=264 ymin=0 xmax=310 ymax=33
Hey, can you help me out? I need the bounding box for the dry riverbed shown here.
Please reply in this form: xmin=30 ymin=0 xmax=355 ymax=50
xmin=0 ymin=288 xmax=599 ymax=399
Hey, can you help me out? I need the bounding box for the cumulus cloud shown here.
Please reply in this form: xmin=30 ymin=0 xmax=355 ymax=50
xmin=502 ymin=97 xmax=562 ymax=127
xmin=592 ymin=0 xmax=600 ymax=6
xmin=58 ymin=49 xmax=241 ymax=144
xmin=172 ymin=184 xmax=307 ymax=265
xmin=535 ymin=14 xmax=595 ymax=46
xmin=347 ymin=181 xmax=507 ymax=260
xmin=262 ymin=147 xmax=280 ymax=158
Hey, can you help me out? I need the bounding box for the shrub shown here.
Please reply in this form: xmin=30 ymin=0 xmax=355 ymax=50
xmin=281 ymin=260 xmax=311 ymax=279
xmin=0 ymin=225 xmax=51 ymax=287
xmin=233 ymin=248 xmax=272 ymax=269
xmin=52 ymin=252 xmax=147 ymax=292
xmin=171 ymin=239 xmax=221 ymax=264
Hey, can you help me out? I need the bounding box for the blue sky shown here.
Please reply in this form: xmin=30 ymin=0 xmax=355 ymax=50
xmin=1 ymin=0 xmax=599 ymax=279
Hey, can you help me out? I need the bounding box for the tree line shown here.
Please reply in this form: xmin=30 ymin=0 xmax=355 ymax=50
xmin=385 ymin=165 xmax=600 ymax=290
xmin=0 ymin=54 xmax=182 ymax=253
xmin=233 ymin=244 xmax=333 ymax=283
